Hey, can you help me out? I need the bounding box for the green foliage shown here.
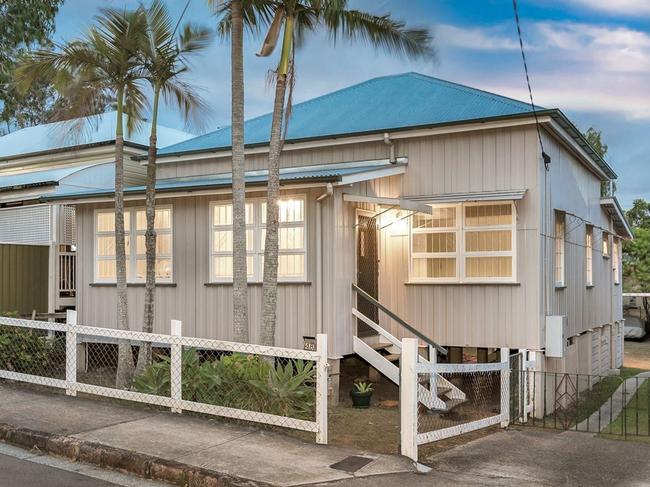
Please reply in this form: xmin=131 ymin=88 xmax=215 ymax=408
xmin=584 ymin=126 xmax=608 ymax=159
xmin=353 ymin=381 xmax=374 ymax=394
xmin=623 ymin=227 xmax=650 ymax=293
xmin=133 ymin=349 xmax=316 ymax=419
xmin=0 ymin=0 xmax=63 ymax=134
xmin=626 ymin=199 xmax=650 ymax=230
xmin=0 ymin=326 xmax=64 ymax=375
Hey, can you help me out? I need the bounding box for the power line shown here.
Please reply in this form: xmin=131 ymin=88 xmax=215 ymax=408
xmin=512 ymin=0 xmax=550 ymax=171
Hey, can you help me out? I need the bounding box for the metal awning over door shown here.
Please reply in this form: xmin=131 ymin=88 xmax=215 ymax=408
xmin=342 ymin=194 xmax=432 ymax=214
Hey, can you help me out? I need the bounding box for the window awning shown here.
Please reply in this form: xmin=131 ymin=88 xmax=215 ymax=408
xmin=342 ymin=193 xmax=432 ymax=214
xmin=403 ymin=189 xmax=527 ymax=204
xmin=601 ymin=196 xmax=634 ymax=240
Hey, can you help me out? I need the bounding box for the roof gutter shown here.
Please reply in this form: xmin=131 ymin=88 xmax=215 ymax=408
xmin=149 ymin=111 xmax=554 ymax=162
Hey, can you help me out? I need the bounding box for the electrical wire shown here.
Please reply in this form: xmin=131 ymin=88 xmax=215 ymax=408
xmin=512 ymin=0 xmax=550 ymax=170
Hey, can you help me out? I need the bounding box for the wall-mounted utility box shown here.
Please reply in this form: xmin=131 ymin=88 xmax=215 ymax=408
xmin=545 ymin=315 xmax=568 ymax=358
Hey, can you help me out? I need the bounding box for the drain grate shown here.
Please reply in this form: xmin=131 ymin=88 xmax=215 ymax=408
xmin=329 ymin=456 xmax=374 ymax=473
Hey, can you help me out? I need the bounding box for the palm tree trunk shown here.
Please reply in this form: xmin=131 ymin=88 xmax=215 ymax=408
xmin=261 ymin=72 xmax=288 ymax=347
xmin=231 ymin=0 xmax=249 ymax=343
xmin=136 ymin=88 xmax=160 ymax=376
xmin=115 ymin=89 xmax=134 ymax=388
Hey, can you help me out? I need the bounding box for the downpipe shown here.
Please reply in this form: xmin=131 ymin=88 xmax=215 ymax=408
xmin=316 ymin=183 xmax=334 ymax=335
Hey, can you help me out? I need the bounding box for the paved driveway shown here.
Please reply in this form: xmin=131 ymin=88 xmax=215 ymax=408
xmin=321 ymin=428 xmax=650 ymax=486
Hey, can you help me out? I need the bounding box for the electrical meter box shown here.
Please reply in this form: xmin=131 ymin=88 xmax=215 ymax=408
xmin=545 ymin=315 xmax=567 ymax=358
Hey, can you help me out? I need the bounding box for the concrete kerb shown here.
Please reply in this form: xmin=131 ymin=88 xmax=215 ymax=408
xmin=0 ymin=422 xmax=274 ymax=487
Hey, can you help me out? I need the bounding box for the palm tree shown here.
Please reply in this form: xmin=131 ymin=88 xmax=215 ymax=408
xmin=258 ymin=1 xmax=434 ymax=346
xmin=16 ymin=7 xmax=150 ymax=388
xmin=211 ymin=0 xmax=272 ymax=343
xmin=135 ymin=0 xmax=212 ymax=374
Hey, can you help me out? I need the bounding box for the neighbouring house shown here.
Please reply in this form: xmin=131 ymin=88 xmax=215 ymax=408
xmin=0 ymin=112 xmax=192 ymax=315
xmin=44 ymin=73 xmax=632 ymax=399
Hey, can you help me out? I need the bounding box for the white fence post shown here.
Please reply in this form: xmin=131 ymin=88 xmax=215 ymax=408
xmin=521 ymin=349 xmax=528 ymax=423
xmin=316 ymin=333 xmax=328 ymax=445
xmin=65 ymin=310 xmax=77 ymax=397
xmin=500 ymin=347 xmax=510 ymax=428
xmin=170 ymin=320 xmax=182 ymax=414
xmin=400 ymin=338 xmax=419 ymax=462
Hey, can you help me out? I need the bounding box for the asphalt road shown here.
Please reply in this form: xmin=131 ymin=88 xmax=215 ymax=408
xmin=0 ymin=444 xmax=165 ymax=487
xmin=0 ymin=454 xmax=118 ymax=487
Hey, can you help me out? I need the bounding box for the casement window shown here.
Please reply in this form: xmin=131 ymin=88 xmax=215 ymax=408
xmin=210 ymin=196 xmax=306 ymax=282
xmin=95 ymin=206 xmax=173 ymax=283
xmin=613 ymin=237 xmax=620 ymax=285
xmin=602 ymin=231 xmax=610 ymax=258
xmin=409 ymin=202 xmax=516 ymax=283
xmin=554 ymin=211 xmax=566 ymax=287
xmin=585 ymin=225 xmax=593 ymax=287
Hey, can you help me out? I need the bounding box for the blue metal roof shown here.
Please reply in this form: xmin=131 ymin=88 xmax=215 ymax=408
xmin=0 ymin=164 xmax=96 ymax=192
xmin=0 ymin=111 xmax=194 ymax=160
xmin=44 ymin=161 xmax=403 ymax=200
xmin=158 ymin=72 xmax=540 ymax=156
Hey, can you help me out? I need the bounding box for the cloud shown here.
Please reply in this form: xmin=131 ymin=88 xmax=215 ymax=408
xmin=434 ymin=21 xmax=650 ymax=119
xmin=555 ymin=0 xmax=650 ymax=16
xmin=436 ymin=24 xmax=520 ymax=51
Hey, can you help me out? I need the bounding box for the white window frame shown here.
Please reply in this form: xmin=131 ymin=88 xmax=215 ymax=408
xmin=585 ymin=225 xmax=594 ymax=287
xmin=602 ymin=231 xmax=611 ymax=259
xmin=613 ymin=237 xmax=620 ymax=285
xmin=408 ymin=201 xmax=517 ymax=284
xmin=93 ymin=205 xmax=174 ymax=284
xmin=209 ymin=195 xmax=307 ymax=283
xmin=554 ymin=211 xmax=566 ymax=287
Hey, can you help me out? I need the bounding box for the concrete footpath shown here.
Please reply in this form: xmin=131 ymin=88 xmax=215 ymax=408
xmin=0 ymin=382 xmax=413 ymax=486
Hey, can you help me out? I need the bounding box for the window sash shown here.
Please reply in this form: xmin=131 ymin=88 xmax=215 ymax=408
xmin=585 ymin=226 xmax=593 ymax=287
xmin=94 ymin=206 xmax=173 ymax=283
xmin=602 ymin=232 xmax=610 ymax=257
xmin=409 ymin=202 xmax=516 ymax=283
xmin=209 ymin=196 xmax=307 ymax=283
xmin=554 ymin=212 xmax=565 ymax=286
xmin=613 ymin=237 xmax=620 ymax=284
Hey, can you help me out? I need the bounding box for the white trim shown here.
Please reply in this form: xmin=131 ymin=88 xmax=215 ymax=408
xmin=93 ymin=205 xmax=174 ymax=284
xmin=343 ymin=193 xmax=432 ymax=214
xmin=408 ymin=201 xmax=517 ymax=284
xmin=417 ymin=414 xmax=504 ymax=444
xmin=554 ymin=211 xmax=566 ymax=287
xmin=154 ymin=116 xmax=549 ymax=165
xmin=546 ymin=119 xmax=610 ymax=180
xmin=208 ymin=195 xmax=307 ymax=283
xmin=406 ymin=189 xmax=527 ymax=203
xmin=336 ymin=164 xmax=406 ymax=185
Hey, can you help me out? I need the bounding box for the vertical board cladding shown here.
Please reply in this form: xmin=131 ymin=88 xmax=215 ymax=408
xmin=376 ymin=127 xmax=541 ymax=350
xmin=0 ymin=244 xmax=49 ymax=314
xmin=541 ymin=129 xmax=622 ymax=339
xmin=76 ymin=189 xmax=319 ymax=349
xmin=328 ymin=126 xmax=542 ymax=354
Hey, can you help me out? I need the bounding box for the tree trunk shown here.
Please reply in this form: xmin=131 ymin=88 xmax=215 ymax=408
xmin=231 ymin=0 xmax=249 ymax=343
xmin=135 ymin=89 xmax=160 ymax=376
xmin=114 ymin=91 xmax=134 ymax=388
xmin=260 ymin=72 xmax=288 ymax=347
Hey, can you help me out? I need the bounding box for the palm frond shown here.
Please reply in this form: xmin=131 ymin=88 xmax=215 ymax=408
xmin=322 ymin=6 xmax=435 ymax=61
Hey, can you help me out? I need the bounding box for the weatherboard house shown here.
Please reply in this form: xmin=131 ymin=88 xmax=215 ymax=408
xmin=45 ymin=73 xmax=631 ymax=386
xmin=0 ymin=113 xmax=191 ymax=315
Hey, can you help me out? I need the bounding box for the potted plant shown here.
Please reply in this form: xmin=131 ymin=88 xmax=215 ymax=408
xmin=350 ymin=381 xmax=374 ymax=408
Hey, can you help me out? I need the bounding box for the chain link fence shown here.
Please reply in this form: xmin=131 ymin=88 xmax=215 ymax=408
xmin=0 ymin=315 xmax=328 ymax=442
xmin=417 ymin=366 xmax=505 ymax=441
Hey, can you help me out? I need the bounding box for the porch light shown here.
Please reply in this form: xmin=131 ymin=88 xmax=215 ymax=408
xmin=383 ymin=209 xmax=409 ymax=236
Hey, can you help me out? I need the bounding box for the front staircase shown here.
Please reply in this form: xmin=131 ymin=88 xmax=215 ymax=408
xmin=351 ymin=285 xmax=466 ymax=412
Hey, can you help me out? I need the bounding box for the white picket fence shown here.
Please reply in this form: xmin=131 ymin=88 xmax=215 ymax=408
xmin=400 ymin=339 xmax=535 ymax=461
xmin=0 ymin=312 xmax=328 ymax=444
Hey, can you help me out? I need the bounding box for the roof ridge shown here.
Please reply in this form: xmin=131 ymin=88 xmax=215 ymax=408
xmin=405 ymin=72 xmax=542 ymax=110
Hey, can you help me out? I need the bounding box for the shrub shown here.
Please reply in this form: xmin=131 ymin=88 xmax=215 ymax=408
xmin=132 ymin=349 xmax=316 ymax=419
xmin=0 ymin=326 xmax=65 ymax=376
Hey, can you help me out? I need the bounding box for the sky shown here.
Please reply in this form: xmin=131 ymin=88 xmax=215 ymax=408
xmin=53 ymin=0 xmax=650 ymax=208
